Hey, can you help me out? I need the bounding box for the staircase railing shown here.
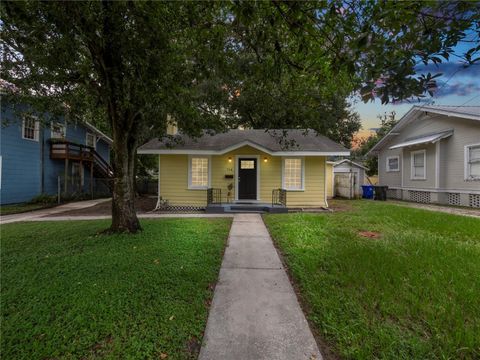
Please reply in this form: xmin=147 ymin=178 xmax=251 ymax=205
xmin=50 ymin=140 xmax=113 ymax=178
xmin=272 ymin=188 xmax=287 ymax=207
xmin=92 ymin=148 xmax=113 ymax=178
xmin=207 ymin=188 xmax=222 ymax=205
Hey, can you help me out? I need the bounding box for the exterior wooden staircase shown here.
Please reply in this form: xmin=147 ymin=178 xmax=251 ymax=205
xmin=50 ymin=140 xmax=113 ymax=188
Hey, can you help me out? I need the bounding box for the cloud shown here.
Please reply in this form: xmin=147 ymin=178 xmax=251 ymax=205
xmin=435 ymin=82 xmax=480 ymax=97
xmin=415 ymin=62 xmax=480 ymax=77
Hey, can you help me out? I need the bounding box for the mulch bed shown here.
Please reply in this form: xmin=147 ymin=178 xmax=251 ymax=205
xmin=49 ymin=196 xmax=157 ymax=217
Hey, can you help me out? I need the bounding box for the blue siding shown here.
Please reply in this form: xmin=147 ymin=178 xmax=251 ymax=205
xmin=1 ymin=103 xmax=112 ymax=205
xmin=0 ymin=106 xmax=42 ymax=204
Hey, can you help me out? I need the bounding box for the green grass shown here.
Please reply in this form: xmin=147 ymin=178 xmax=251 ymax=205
xmin=0 ymin=202 xmax=53 ymax=215
xmin=1 ymin=218 xmax=231 ymax=359
xmin=264 ymin=201 xmax=480 ymax=360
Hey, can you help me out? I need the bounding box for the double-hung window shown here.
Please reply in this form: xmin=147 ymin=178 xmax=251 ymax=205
xmin=386 ymin=156 xmax=400 ymax=172
xmin=411 ymin=150 xmax=426 ymax=180
xmin=465 ymin=144 xmax=480 ymax=180
xmin=22 ymin=116 xmax=39 ymax=141
xmin=188 ymin=156 xmax=210 ymax=189
xmin=51 ymin=122 xmax=66 ymax=139
xmin=86 ymin=133 xmax=96 ymax=149
xmin=283 ymin=158 xmax=304 ymax=190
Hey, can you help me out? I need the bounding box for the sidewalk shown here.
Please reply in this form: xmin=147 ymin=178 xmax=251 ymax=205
xmin=0 ymin=198 xmax=111 ymax=224
xmin=199 ymin=213 xmax=322 ymax=360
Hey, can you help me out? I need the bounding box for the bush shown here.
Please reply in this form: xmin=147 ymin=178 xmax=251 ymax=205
xmin=29 ymin=194 xmax=57 ymax=205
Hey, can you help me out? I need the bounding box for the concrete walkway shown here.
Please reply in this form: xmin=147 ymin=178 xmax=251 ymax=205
xmin=199 ymin=214 xmax=322 ymax=360
xmin=0 ymin=198 xmax=111 ymax=224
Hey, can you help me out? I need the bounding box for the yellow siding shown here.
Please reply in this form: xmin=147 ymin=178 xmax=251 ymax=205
xmin=287 ymin=156 xmax=326 ymax=207
xmin=326 ymin=163 xmax=334 ymax=198
xmin=159 ymin=155 xmax=206 ymax=205
xmin=159 ymin=145 xmax=327 ymax=207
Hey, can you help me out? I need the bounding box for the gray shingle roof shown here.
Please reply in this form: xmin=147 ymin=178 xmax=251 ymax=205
xmin=138 ymin=129 xmax=349 ymax=155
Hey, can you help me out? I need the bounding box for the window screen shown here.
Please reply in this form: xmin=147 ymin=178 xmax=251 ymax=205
xmin=387 ymin=157 xmax=399 ymax=171
xmin=284 ymin=158 xmax=302 ymax=190
xmin=190 ymin=157 xmax=209 ymax=187
xmin=22 ymin=117 xmax=38 ymax=140
xmin=412 ymin=152 xmax=425 ymax=178
xmin=468 ymin=145 xmax=480 ymax=178
xmin=51 ymin=123 xmax=66 ymax=139
xmin=86 ymin=133 xmax=96 ymax=148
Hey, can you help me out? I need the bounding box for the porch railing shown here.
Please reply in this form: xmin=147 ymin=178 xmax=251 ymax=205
xmin=272 ymin=188 xmax=287 ymax=207
xmin=207 ymin=188 xmax=222 ymax=205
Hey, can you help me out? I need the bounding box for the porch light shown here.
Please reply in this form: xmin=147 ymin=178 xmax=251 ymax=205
xmin=228 ymin=157 xmax=232 ymax=163
xmin=264 ymin=157 xmax=268 ymax=163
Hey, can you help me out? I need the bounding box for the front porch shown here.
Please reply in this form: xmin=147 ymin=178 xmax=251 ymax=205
xmin=205 ymin=188 xmax=288 ymax=213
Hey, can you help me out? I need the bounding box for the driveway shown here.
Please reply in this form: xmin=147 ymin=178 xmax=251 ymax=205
xmin=0 ymin=198 xmax=111 ymax=224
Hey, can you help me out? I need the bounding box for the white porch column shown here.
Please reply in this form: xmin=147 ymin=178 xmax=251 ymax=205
xmin=155 ymin=155 xmax=161 ymax=209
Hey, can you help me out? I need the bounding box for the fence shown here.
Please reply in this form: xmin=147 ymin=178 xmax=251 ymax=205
xmin=136 ymin=178 xmax=158 ymax=195
xmin=57 ymin=175 xmax=112 ymax=203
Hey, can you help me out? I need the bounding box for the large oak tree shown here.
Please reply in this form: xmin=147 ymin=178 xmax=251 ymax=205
xmin=1 ymin=1 xmax=478 ymax=232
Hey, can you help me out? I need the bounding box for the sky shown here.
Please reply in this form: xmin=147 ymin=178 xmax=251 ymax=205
xmin=353 ymin=37 xmax=480 ymax=132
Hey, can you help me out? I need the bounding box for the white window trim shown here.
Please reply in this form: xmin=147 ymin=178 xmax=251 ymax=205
xmin=282 ymin=157 xmax=305 ymax=191
xmin=22 ymin=117 xmax=40 ymax=141
xmin=234 ymin=155 xmax=261 ymax=201
xmin=464 ymin=143 xmax=480 ymax=181
xmin=86 ymin=132 xmax=96 ymax=149
xmin=188 ymin=155 xmax=211 ymax=190
xmin=410 ymin=149 xmax=426 ymax=180
xmin=51 ymin=122 xmax=66 ymax=139
xmin=386 ymin=156 xmax=400 ymax=172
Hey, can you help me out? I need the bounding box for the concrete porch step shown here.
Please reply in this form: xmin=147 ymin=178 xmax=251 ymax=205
xmin=206 ymin=203 xmax=288 ymax=214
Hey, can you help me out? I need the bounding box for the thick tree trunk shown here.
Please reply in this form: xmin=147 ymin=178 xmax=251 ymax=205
xmin=110 ymin=133 xmax=141 ymax=233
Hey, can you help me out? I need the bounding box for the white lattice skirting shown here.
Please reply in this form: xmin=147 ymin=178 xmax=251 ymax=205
xmin=408 ymin=190 xmax=431 ymax=204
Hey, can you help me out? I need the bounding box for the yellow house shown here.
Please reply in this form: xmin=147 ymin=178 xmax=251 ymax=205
xmin=137 ymin=129 xmax=349 ymax=212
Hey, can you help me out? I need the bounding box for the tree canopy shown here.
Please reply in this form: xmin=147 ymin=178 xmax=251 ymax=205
xmin=1 ymin=1 xmax=478 ymax=232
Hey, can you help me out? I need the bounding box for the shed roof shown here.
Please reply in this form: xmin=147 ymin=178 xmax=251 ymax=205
xmin=333 ymin=159 xmax=369 ymax=170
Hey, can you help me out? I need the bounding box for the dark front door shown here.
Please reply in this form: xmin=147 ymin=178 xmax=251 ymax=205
xmin=238 ymin=158 xmax=257 ymax=200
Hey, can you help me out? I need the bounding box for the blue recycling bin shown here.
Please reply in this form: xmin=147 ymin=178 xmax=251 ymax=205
xmin=361 ymin=185 xmax=374 ymax=199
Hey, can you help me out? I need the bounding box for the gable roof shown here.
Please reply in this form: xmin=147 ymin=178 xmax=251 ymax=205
xmin=138 ymin=129 xmax=349 ymax=156
xmin=333 ymin=159 xmax=369 ymax=170
xmin=368 ymin=105 xmax=480 ymax=155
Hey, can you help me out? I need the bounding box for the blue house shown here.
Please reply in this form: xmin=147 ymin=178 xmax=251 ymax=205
xmin=0 ymin=102 xmax=113 ymax=205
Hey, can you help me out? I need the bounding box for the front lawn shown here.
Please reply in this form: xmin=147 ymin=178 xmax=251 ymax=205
xmin=264 ymin=201 xmax=480 ymax=359
xmin=1 ymin=218 xmax=231 ymax=359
